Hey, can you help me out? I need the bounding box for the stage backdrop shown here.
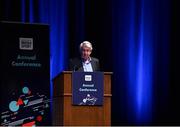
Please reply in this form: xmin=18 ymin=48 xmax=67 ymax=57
xmin=0 ymin=0 xmax=179 ymax=125
xmin=0 ymin=21 xmax=51 ymax=126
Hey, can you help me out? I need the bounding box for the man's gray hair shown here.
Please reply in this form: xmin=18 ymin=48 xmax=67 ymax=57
xmin=79 ymin=41 xmax=93 ymax=51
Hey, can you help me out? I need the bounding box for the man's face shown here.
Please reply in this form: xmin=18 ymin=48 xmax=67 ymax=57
xmin=81 ymin=46 xmax=92 ymax=60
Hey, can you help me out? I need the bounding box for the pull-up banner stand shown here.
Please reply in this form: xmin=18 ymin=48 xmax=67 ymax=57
xmin=0 ymin=21 xmax=51 ymax=126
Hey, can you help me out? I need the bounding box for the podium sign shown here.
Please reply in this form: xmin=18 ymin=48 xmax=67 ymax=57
xmin=72 ymin=72 xmax=103 ymax=105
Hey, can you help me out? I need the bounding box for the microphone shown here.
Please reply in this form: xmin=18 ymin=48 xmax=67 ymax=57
xmin=73 ymin=65 xmax=77 ymax=72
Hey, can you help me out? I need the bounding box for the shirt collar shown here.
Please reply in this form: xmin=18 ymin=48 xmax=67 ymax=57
xmin=82 ymin=57 xmax=91 ymax=64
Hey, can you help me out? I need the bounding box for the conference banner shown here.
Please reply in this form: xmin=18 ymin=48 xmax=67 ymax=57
xmin=0 ymin=21 xmax=51 ymax=126
xmin=72 ymin=72 xmax=104 ymax=105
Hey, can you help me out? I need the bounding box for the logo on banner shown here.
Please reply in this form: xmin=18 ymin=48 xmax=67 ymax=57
xmin=19 ymin=37 xmax=33 ymax=50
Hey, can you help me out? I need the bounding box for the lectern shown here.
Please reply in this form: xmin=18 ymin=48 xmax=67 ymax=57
xmin=52 ymin=71 xmax=112 ymax=126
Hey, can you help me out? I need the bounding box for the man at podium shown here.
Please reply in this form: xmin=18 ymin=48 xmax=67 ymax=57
xmin=69 ymin=41 xmax=100 ymax=72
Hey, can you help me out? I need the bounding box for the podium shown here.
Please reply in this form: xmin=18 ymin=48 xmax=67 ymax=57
xmin=52 ymin=71 xmax=112 ymax=126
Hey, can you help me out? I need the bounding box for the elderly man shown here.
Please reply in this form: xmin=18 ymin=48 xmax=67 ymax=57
xmin=69 ymin=41 xmax=100 ymax=72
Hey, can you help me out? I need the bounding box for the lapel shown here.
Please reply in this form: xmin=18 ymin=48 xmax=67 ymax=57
xmin=91 ymin=58 xmax=96 ymax=71
xmin=77 ymin=58 xmax=84 ymax=71
xmin=77 ymin=57 xmax=96 ymax=71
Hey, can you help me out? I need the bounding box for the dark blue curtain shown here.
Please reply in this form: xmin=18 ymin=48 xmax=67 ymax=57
xmin=25 ymin=0 xmax=69 ymax=114
xmin=112 ymin=0 xmax=171 ymax=125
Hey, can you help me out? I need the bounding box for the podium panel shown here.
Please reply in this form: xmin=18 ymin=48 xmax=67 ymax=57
xmin=72 ymin=72 xmax=104 ymax=105
xmin=53 ymin=71 xmax=112 ymax=126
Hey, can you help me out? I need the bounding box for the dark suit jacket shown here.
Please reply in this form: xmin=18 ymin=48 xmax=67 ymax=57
xmin=69 ymin=57 xmax=100 ymax=71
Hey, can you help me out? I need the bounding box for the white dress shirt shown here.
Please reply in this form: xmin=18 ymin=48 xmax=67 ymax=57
xmin=82 ymin=58 xmax=93 ymax=72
